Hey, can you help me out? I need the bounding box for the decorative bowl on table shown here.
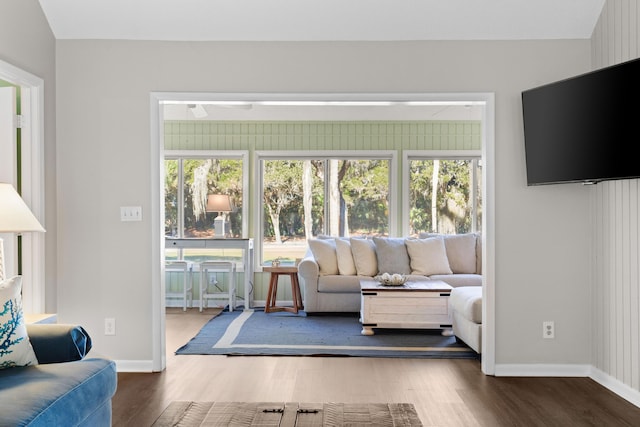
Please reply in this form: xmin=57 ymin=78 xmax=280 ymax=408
xmin=374 ymin=273 xmax=407 ymax=286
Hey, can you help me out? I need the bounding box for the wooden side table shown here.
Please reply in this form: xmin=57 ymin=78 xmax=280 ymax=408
xmin=263 ymin=265 xmax=304 ymax=313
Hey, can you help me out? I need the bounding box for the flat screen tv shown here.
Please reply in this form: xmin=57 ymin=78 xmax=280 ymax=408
xmin=522 ymin=58 xmax=640 ymax=186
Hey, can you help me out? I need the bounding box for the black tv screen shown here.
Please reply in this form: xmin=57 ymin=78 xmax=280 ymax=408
xmin=522 ymin=58 xmax=640 ymax=186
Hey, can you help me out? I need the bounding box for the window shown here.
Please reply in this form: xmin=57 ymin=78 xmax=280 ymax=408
xmin=258 ymin=152 xmax=395 ymax=265
xmin=405 ymin=153 xmax=482 ymax=236
xmin=164 ymin=151 xmax=248 ymax=262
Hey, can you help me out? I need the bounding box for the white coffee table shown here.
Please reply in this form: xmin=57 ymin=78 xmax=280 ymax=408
xmin=359 ymin=278 xmax=453 ymax=336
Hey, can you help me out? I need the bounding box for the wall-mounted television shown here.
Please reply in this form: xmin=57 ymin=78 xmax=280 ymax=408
xmin=522 ymin=58 xmax=640 ymax=186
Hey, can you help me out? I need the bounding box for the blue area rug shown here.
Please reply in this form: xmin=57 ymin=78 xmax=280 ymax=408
xmin=176 ymin=309 xmax=477 ymax=358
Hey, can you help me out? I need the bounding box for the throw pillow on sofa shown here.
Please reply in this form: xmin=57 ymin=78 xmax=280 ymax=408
xmin=308 ymin=238 xmax=339 ymax=275
xmin=405 ymin=237 xmax=453 ymax=276
xmin=373 ymin=237 xmax=411 ymax=275
xmin=420 ymin=232 xmax=478 ymax=273
xmin=350 ymin=238 xmax=378 ymax=276
xmin=0 ymin=276 xmax=38 ymax=369
xmin=335 ymin=238 xmax=357 ymax=275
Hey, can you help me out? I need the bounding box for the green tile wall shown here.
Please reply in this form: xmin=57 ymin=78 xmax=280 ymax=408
xmin=164 ymin=120 xmax=482 ymax=151
xmin=164 ymin=119 xmax=481 ymax=304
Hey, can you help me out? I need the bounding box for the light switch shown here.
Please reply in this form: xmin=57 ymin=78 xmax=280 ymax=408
xmin=120 ymin=206 xmax=142 ymax=221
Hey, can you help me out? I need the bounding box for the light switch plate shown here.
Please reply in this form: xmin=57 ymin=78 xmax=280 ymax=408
xmin=120 ymin=206 xmax=142 ymax=221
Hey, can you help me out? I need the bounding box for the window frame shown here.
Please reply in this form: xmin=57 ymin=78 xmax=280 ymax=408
xmin=254 ymin=150 xmax=398 ymax=269
xmin=164 ymin=150 xmax=249 ymax=242
xmin=402 ymin=150 xmax=482 ymax=237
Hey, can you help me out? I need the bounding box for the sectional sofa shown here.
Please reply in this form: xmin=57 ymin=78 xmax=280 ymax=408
xmin=0 ymin=323 xmax=117 ymax=426
xmin=0 ymin=274 xmax=118 ymax=426
xmin=298 ymin=233 xmax=482 ymax=313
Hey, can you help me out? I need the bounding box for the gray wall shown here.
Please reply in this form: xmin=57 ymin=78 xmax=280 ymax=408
xmin=4 ymin=0 xmax=615 ymax=380
xmin=54 ymin=39 xmax=592 ymax=366
xmin=0 ymin=0 xmax=57 ymax=313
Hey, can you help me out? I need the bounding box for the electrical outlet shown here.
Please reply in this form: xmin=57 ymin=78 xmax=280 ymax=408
xmin=105 ymin=318 xmax=116 ymax=336
xmin=543 ymin=321 xmax=555 ymax=339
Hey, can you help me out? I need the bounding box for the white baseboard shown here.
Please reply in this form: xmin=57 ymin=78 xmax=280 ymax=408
xmin=495 ymin=363 xmax=640 ymax=409
xmin=590 ymin=366 xmax=640 ymax=408
xmin=112 ymin=359 xmax=155 ymax=372
xmin=494 ymin=363 xmax=591 ymax=377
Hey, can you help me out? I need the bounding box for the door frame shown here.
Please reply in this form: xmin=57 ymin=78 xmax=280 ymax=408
xmin=0 ymin=60 xmax=46 ymax=314
xmin=150 ymin=92 xmax=496 ymax=375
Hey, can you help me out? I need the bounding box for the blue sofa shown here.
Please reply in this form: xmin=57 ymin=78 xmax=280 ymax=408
xmin=0 ymin=324 xmax=117 ymax=426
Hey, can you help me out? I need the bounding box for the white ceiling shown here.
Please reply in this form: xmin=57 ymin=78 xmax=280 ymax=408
xmin=39 ymin=0 xmax=605 ymax=42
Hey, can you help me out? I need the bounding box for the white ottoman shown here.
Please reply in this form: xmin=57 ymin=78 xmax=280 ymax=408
xmin=449 ymin=286 xmax=482 ymax=354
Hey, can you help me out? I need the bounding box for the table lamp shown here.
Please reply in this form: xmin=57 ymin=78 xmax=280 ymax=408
xmin=0 ymin=183 xmax=45 ymax=281
xmin=205 ymin=194 xmax=232 ymax=239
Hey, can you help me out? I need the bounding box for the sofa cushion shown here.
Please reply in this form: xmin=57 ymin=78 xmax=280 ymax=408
xmin=420 ymin=233 xmax=477 ymax=274
xmin=335 ymin=238 xmax=357 ymax=275
xmin=0 ymin=358 xmax=117 ymax=427
xmin=430 ymin=274 xmax=482 ymax=288
xmin=0 ymin=276 xmax=38 ymax=369
xmin=405 ymin=237 xmax=453 ymax=276
xmin=373 ymin=237 xmax=411 ymax=275
xmin=350 ymin=238 xmax=378 ymax=276
xmin=317 ymin=275 xmax=362 ymax=293
xmin=449 ymin=286 xmax=482 ymax=323
xmin=308 ymin=239 xmax=339 ymax=276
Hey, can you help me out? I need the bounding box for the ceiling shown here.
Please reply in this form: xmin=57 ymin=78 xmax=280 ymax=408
xmin=39 ymin=0 xmax=605 ymax=42
xmin=39 ymin=0 xmax=604 ymax=121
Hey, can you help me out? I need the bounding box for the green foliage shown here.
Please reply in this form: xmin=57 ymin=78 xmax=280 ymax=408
xmin=263 ymin=158 xmax=390 ymax=240
xmin=165 ymin=158 xmax=244 ymax=237
xmin=409 ymin=159 xmax=476 ymax=234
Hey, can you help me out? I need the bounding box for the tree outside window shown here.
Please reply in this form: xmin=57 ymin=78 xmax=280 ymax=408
xmin=408 ymin=158 xmax=481 ymax=236
xmin=165 ymin=156 xmax=244 ymax=262
xmin=261 ymin=157 xmax=390 ymax=265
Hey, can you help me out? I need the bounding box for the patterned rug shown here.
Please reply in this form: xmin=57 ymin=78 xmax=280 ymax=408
xmin=175 ymin=309 xmax=477 ymax=358
xmin=152 ymin=401 xmax=423 ymax=426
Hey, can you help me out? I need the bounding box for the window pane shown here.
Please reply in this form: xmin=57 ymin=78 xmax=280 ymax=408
xmin=165 ymin=156 xmax=245 ymax=262
xmin=164 ymin=159 xmax=179 ymax=236
xmin=409 ymin=159 xmax=480 ymax=235
xmin=339 ymin=159 xmax=389 ymax=238
xmin=182 ymin=158 xmax=243 ymax=238
xmin=262 ymin=160 xmax=323 ymax=264
xmin=261 ymin=158 xmax=390 ymax=265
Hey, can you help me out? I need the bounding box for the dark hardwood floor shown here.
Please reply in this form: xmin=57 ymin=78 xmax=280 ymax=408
xmin=112 ymin=308 xmax=640 ymax=426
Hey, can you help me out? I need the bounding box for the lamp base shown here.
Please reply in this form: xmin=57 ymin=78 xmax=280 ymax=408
xmin=0 ymin=237 xmax=4 ymax=281
xmin=214 ymin=217 xmax=226 ymax=239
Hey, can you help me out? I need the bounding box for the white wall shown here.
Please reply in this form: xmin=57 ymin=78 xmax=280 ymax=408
xmin=0 ymin=0 xmax=57 ymax=313
xmin=590 ymin=0 xmax=640 ymax=398
xmin=54 ymin=39 xmax=593 ymax=367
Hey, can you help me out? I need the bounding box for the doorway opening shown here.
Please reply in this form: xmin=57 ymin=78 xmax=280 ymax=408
xmin=150 ymin=93 xmax=495 ymax=374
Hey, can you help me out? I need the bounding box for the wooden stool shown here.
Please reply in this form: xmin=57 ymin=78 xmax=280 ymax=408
xmin=263 ymin=265 xmax=304 ymax=313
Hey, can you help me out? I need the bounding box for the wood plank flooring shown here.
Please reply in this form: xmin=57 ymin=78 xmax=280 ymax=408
xmin=112 ymin=309 xmax=640 ymax=426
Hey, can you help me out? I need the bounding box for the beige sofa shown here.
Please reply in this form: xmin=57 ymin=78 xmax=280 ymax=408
xmin=298 ymin=233 xmax=482 ymax=314
xmin=449 ymin=286 xmax=483 ymax=353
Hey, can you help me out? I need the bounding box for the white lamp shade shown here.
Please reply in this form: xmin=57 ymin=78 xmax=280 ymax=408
xmin=206 ymin=194 xmax=232 ymax=213
xmin=0 ymin=183 xmax=45 ymax=233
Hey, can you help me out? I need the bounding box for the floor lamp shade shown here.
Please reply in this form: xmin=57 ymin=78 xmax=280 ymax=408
xmin=206 ymin=194 xmax=232 ymax=238
xmin=0 ymin=183 xmax=46 ymax=281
